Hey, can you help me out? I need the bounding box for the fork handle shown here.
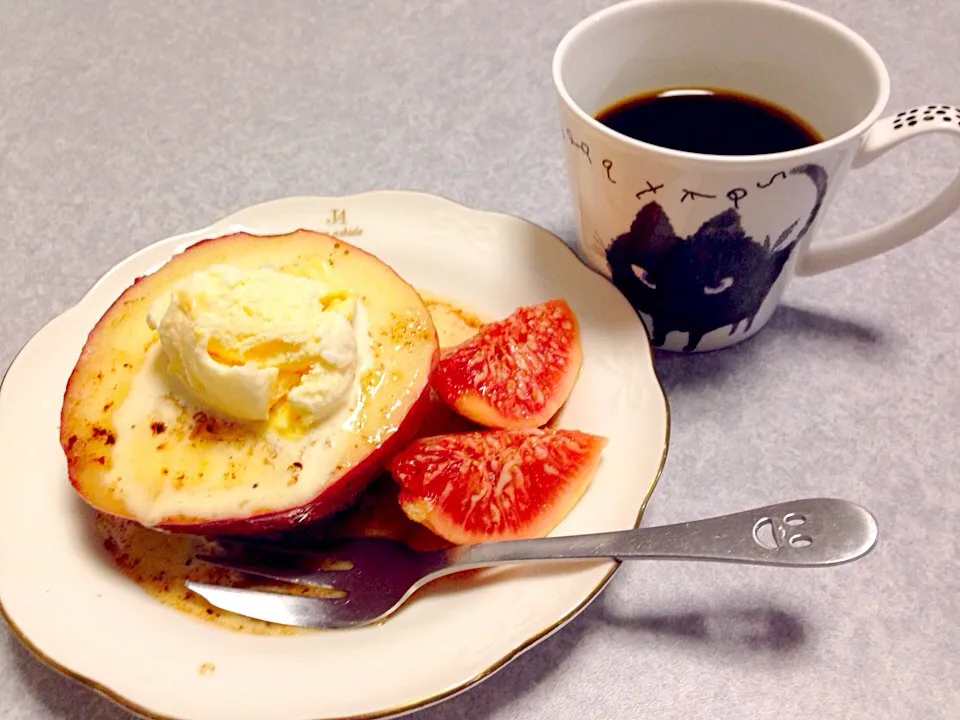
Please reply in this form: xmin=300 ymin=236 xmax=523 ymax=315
xmin=445 ymin=498 xmax=878 ymax=570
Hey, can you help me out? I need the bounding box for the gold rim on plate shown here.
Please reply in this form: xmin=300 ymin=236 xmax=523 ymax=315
xmin=0 ymin=191 xmax=671 ymax=720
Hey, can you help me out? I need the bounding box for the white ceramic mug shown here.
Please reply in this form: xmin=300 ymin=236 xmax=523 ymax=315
xmin=553 ymin=0 xmax=960 ymax=352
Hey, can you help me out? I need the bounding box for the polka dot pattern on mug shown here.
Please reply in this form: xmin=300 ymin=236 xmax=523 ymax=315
xmin=893 ymin=105 xmax=960 ymax=130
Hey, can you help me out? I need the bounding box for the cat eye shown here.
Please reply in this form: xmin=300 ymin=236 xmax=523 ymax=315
xmin=703 ymin=277 xmax=734 ymax=295
xmin=630 ymin=264 xmax=656 ymax=289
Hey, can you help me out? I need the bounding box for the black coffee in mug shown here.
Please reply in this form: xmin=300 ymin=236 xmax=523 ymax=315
xmin=556 ymin=0 xmax=960 ymax=353
xmin=595 ymin=87 xmax=822 ymax=155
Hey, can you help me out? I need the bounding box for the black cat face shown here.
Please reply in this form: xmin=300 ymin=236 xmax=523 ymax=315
xmin=606 ymin=163 xmax=829 ymax=352
xmin=610 ymin=203 xmax=752 ymax=306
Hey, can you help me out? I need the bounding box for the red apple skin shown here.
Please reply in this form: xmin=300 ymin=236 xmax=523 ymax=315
xmin=61 ymin=230 xmax=440 ymax=536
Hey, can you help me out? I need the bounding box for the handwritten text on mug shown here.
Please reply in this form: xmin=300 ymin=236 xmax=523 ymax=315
xmin=565 ymin=126 xmax=796 ymax=210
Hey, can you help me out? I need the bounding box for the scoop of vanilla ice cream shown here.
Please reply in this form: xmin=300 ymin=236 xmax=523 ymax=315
xmin=146 ymin=263 xmax=358 ymax=423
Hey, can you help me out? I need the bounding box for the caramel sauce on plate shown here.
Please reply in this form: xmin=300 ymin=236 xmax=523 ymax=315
xmin=95 ymin=292 xmax=488 ymax=635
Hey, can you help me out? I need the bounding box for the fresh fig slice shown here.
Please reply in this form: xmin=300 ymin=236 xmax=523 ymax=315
xmin=389 ymin=428 xmax=607 ymax=544
xmin=431 ymin=299 xmax=582 ymax=430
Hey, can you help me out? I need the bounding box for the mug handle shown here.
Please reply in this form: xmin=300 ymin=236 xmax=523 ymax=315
xmin=796 ymin=104 xmax=960 ymax=276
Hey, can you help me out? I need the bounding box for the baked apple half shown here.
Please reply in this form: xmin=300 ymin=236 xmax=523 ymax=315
xmin=60 ymin=230 xmax=439 ymax=535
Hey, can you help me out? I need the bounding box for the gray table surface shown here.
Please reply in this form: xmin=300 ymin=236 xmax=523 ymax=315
xmin=2 ymin=1 xmax=958 ymax=718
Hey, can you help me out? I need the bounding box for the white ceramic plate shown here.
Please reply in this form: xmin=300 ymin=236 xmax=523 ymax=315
xmin=0 ymin=193 xmax=669 ymax=720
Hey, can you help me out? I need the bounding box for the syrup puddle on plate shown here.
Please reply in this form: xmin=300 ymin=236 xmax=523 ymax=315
xmin=94 ymin=292 xmax=488 ymax=635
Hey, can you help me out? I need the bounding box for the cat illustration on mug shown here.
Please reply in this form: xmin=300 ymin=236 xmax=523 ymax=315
xmin=606 ymin=163 xmax=828 ymax=351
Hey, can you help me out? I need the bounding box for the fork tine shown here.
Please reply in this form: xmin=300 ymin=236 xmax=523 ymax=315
xmin=196 ymin=554 xmax=343 ymax=588
xmin=216 ymin=536 xmax=339 ymax=556
xmin=214 ymin=535 xmax=371 ymax=562
xmin=211 ymin=535 xmax=414 ymax=569
xmin=185 ymin=582 xmax=368 ymax=629
xmin=212 ymin=538 xmax=360 ymax=567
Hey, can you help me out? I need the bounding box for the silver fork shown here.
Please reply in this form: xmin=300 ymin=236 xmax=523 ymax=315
xmin=186 ymin=498 xmax=877 ymax=630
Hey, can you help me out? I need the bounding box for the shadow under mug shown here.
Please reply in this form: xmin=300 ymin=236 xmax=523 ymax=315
xmin=553 ymin=0 xmax=960 ymax=352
